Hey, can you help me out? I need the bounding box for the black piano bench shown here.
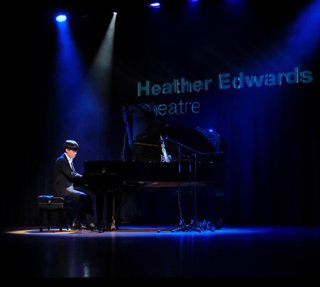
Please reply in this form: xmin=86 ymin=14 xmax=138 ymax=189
xmin=37 ymin=195 xmax=68 ymax=232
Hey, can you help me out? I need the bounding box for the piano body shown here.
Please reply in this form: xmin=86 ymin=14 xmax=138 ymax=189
xmin=74 ymin=103 xmax=225 ymax=230
xmin=74 ymin=159 xmax=224 ymax=230
xmin=78 ymin=159 xmax=222 ymax=188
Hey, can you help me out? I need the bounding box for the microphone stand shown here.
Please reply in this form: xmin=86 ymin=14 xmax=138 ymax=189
xmin=165 ymin=136 xmax=214 ymax=232
xmin=166 ymin=138 xmax=200 ymax=232
xmin=188 ymin=153 xmax=215 ymax=232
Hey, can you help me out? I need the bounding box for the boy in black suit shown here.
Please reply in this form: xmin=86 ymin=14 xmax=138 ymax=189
xmin=53 ymin=139 xmax=96 ymax=230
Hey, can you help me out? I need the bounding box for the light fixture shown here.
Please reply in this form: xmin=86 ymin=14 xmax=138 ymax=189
xmin=148 ymin=2 xmax=161 ymax=8
xmin=55 ymin=13 xmax=67 ymax=23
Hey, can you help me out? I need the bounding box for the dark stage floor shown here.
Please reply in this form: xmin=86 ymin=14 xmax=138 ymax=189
xmin=1 ymin=225 xmax=320 ymax=283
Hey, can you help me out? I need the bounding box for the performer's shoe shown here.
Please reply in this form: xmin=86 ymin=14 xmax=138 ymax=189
xmin=71 ymin=221 xmax=85 ymax=230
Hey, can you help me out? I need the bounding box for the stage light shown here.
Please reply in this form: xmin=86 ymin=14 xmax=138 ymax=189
xmin=148 ymin=2 xmax=161 ymax=8
xmin=55 ymin=13 xmax=67 ymax=23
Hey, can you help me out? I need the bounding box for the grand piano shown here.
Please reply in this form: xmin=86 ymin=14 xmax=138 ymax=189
xmin=74 ymin=103 xmax=225 ymax=231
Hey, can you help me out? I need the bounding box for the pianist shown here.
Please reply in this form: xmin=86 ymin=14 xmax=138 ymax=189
xmin=53 ymin=139 xmax=96 ymax=230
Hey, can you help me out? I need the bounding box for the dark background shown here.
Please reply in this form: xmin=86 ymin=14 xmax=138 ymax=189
xmin=3 ymin=0 xmax=319 ymax=227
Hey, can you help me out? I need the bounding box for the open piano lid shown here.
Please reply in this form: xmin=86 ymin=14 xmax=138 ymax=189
xmin=122 ymin=103 xmax=223 ymax=161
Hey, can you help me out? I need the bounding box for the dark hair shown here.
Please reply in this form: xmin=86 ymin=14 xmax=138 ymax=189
xmin=64 ymin=139 xmax=79 ymax=151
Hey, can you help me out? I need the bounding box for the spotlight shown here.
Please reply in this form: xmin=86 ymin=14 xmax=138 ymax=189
xmin=148 ymin=2 xmax=161 ymax=8
xmin=55 ymin=13 xmax=67 ymax=23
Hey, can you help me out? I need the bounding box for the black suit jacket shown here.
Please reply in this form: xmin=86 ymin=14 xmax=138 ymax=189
xmin=53 ymin=153 xmax=82 ymax=197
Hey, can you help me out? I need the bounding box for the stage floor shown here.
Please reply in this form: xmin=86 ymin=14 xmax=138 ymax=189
xmin=1 ymin=225 xmax=320 ymax=282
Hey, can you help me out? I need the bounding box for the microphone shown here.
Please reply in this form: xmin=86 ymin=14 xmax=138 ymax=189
xmin=160 ymin=134 xmax=171 ymax=162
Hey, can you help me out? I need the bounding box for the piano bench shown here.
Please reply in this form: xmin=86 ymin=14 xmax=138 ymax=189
xmin=37 ymin=195 xmax=69 ymax=232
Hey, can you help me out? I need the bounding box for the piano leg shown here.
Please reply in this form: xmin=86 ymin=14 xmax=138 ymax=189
xmin=111 ymin=192 xmax=116 ymax=230
xmin=107 ymin=188 xmax=125 ymax=231
xmin=84 ymin=186 xmax=121 ymax=232
xmin=100 ymin=190 xmax=118 ymax=231
xmin=93 ymin=190 xmax=106 ymax=232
